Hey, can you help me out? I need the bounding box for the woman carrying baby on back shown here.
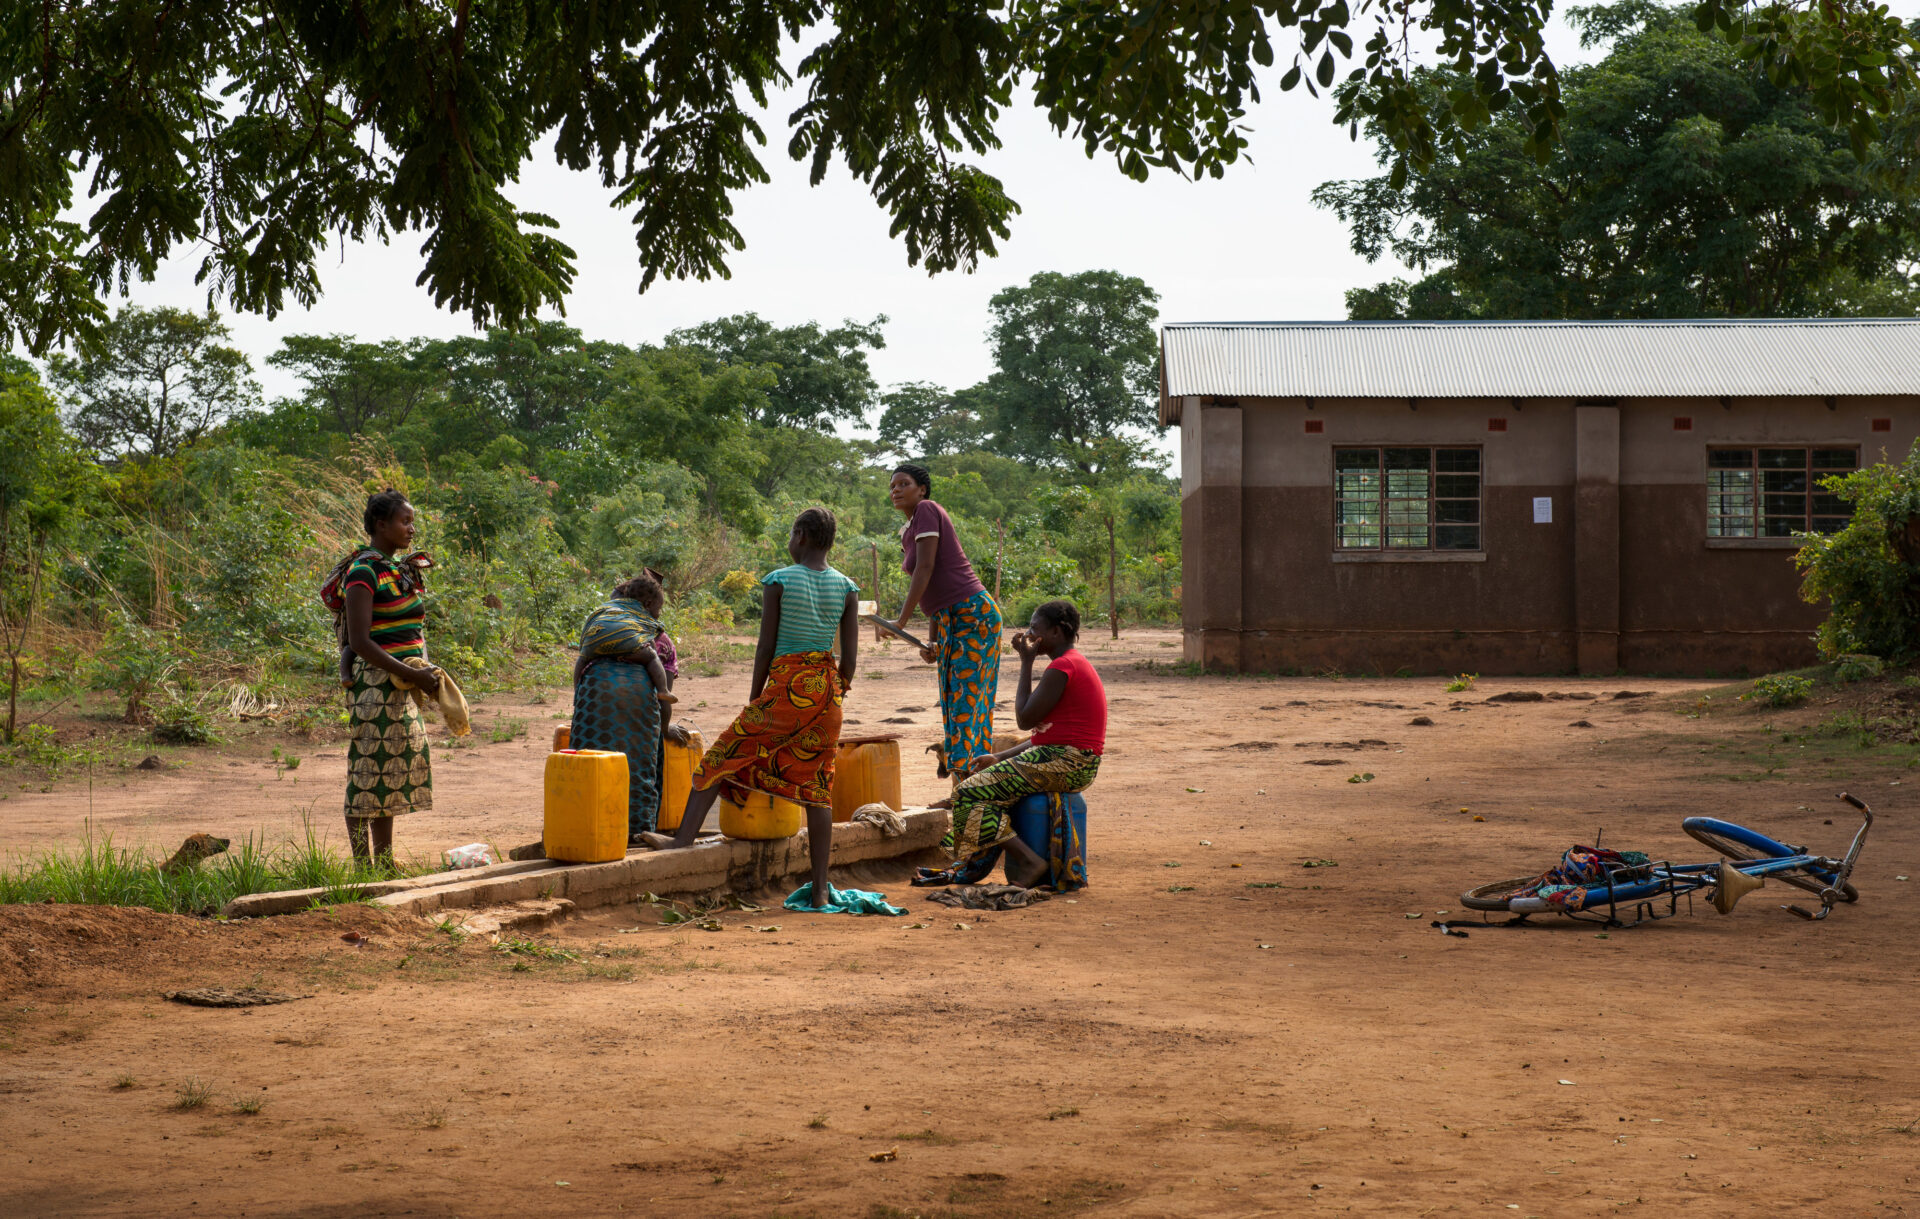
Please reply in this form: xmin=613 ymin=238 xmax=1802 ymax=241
xmin=571 ymin=570 xmax=684 ymax=845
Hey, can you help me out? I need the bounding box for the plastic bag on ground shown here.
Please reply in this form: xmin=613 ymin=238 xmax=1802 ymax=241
xmin=444 ymin=842 xmax=495 ymax=870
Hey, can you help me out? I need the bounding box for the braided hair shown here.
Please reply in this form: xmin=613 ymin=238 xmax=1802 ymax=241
xmin=1032 ymin=599 xmax=1081 ymax=645
xmin=893 ymin=463 xmax=932 ymax=498
xmin=794 ymin=506 xmax=837 ymax=551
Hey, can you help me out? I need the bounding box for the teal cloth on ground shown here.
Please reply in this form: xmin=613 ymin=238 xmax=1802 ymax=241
xmin=784 ymin=883 xmax=907 ymax=916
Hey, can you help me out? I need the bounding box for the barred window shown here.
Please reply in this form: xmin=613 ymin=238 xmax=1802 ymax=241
xmin=1334 ymin=447 xmax=1482 ymax=551
xmin=1707 ymin=448 xmax=1857 ymax=538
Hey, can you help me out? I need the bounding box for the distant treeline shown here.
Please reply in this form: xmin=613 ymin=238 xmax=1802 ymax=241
xmin=0 ymin=270 xmax=1178 ymax=741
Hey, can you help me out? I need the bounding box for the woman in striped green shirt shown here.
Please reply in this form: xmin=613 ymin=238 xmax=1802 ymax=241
xmin=646 ymin=508 xmax=858 ymax=907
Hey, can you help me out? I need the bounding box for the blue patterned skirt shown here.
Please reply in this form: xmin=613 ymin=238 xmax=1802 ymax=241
xmin=570 ymin=658 xmax=664 ymax=836
xmin=929 ymin=589 xmax=1001 ymax=769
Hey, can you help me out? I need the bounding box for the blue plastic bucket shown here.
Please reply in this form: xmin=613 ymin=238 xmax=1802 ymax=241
xmin=1008 ymin=792 xmax=1087 ymax=880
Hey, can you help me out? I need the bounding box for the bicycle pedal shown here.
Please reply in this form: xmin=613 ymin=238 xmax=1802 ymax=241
xmin=1783 ymin=904 xmax=1817 ymax=921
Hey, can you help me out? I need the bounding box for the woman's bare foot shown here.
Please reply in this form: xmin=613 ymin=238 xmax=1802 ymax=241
xmin=635 ymin=831 xmax=676 ymax=850
xmin=1003 ymin=837 xmax=1049 ymax=888
xmin=655 ymin=692 xmax=678 ymax=705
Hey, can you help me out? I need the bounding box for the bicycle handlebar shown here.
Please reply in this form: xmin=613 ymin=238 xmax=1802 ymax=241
xmin=1788 ymin=792 xmax=1874 ymax=920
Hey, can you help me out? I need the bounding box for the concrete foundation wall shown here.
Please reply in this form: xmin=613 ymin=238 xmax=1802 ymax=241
xmin=1180 ymin=394 xmax=1920 ymax=675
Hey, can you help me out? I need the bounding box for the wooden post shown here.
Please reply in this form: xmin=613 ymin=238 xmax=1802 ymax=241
xmin=871 ymin=543 xmax=883 ymax=642
xmin=994 ymin=517 xmax=1004 ymax=604
xmin=1108 ymin=513 xmax=1119 ymax=639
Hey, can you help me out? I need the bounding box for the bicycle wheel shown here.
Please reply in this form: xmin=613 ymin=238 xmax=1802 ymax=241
xmin=1682 ymin=818 xmax=1858 ymax=903
xmin=1461 ymin=877 xmax=1538 ymax=911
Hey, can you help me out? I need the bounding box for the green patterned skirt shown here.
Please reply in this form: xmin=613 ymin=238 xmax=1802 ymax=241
xmin=944 ymin=744 xmax=1100 ymax=861
xmin=345 ymin=660 xmax=433 ymax=819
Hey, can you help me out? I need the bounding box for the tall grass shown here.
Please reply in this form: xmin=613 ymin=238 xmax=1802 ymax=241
xmin=0 ymin=819 xmax=434 ymax=916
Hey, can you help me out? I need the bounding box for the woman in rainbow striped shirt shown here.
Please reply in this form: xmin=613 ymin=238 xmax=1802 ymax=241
xmin=339 ymin=489 xmax=439 ymax=867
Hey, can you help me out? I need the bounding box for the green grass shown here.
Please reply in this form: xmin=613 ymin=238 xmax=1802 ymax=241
xmin=487 ymin=717 xmax=528 ymax=744
xmin=0 ymin=818 xmax=433 ymax=916
xmin=491 ymin=938 xmax=580 ymax=963
xmin=1132 ymin=658 xmax=1206 ymax=677
xmin=694 ymin=638 xmax=755 ymax=665
xmin=173 ymin=1078 xmax=215 ymax=1111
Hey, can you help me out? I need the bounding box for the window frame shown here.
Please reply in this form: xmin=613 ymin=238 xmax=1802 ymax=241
xmin=1705 ymin=445 xmax=1858 ymax=540
xmin=1332 ymin=445 xmax=1486 ymax=554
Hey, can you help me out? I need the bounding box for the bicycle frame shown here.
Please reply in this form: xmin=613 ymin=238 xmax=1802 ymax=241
xmin=1474 ymin=792 xmax=1872 ymax=927
xmin=1501 ymin=855 xmax=1826 ymax=921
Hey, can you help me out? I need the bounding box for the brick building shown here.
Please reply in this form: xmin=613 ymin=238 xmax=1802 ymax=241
xmin=1165 ymin=320 xmax=1920 ymax=675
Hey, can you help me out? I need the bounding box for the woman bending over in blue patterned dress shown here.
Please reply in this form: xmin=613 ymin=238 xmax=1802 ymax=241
xmin=571 ymin=572 xmax=686 ymax=844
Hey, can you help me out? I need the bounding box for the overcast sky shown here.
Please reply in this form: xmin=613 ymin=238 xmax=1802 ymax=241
xmin=137 ymin=85 xmax=1422 ymax=410
xmin=110 ymin=8 xmax=1908 ymax=429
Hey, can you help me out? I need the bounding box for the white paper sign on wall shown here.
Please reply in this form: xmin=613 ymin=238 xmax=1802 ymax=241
xmin=1533 ymin=496 xmax=1553 ymax=524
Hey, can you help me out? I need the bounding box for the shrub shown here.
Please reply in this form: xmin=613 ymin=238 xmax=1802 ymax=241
xmin=1445 ymin=673 xmax=1478 ymax=693
xmin=1747 ymin=673 xmax=1814 ymax=707
xmin=151 ymin=688 xmax=221 ymax=744
xmin=3 ymin=723 xmax=66 ymax=771
xmin=92 ymin=612 xmax=182 ymax=723
xmin=1833 ymin=654 xmax=1885 ymax=684
xmin=1797 ymin=443 xmax=1920 ymax=661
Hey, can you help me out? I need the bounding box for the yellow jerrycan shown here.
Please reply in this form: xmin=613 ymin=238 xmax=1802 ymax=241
xmin=718 ymin=790 xmax=804 ymax=840
xmin=656 ymin=728 xmax=706 ymax=832
xmin=543 ymin=749 xmax=629 ymax=863
xmin=831 ymin=736 xmax=903 ymax=823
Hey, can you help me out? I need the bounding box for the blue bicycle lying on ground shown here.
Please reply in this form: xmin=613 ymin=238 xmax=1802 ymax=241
xmin=1459 ymin=793 xmax=1873 ymax=928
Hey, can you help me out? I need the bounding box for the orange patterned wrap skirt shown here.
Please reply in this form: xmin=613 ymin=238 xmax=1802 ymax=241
xmin=692 ymin=650 xmax=844 ymax=806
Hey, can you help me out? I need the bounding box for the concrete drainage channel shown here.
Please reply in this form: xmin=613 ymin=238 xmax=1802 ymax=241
xmin=218 ymin=809 xmax=950 ymax=932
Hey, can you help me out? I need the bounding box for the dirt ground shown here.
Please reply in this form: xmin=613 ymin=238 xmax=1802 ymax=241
xmin=2 ymin=628 xmax=1917 ymax=1217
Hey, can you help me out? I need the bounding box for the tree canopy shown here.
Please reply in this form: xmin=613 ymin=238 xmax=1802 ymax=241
xmin=873 ymin=270 xmax=1163 ymax=478
xmin=0 ymin=367 xmax=88 ymax=740
xmin=4 ymin=0 xmax=1915 ymax=352
xmin=667 ymin=313 xmax=886 ymax=431
xmin=979 ymin=270 xmax=1163 ymax=477
xmin=1314 ymin=0 xmax=1920 ymax=319
xmin=266 ymin=335 xmax=441 ymax=438
xmin=667 ymin=313 xmax=889 ymax=496
xmin=877 ymin=382 xmax=992 ymax=458
xmin=45 ymin=307 xmax=259 ymax=459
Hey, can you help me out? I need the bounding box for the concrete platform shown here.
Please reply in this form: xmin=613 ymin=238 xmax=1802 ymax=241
xmin=220 ymin=809 xmax=947 ymax=920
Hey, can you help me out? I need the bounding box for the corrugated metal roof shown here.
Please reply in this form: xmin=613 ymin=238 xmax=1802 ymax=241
xmin=1159 ymin=319 xmax=1920 ymax=423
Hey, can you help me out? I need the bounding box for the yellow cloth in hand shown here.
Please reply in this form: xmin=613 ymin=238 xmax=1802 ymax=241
xmin=396 ymin=657 xmax=472 ymax=737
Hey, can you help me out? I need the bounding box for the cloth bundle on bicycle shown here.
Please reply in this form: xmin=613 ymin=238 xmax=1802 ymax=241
xmin=1501 ymin=846 xmax=1651 ymax=911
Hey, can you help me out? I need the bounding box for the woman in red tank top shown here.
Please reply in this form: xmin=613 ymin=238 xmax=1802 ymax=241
xmin=918 ymin=599 xmax=1105 ymax=888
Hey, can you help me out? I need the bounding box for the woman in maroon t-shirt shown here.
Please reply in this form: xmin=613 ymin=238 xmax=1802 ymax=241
xmin=929 ymin=599 xmax=1105 ymax=887
xmin=887 ymin=463 xmax=1002 ymax=778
